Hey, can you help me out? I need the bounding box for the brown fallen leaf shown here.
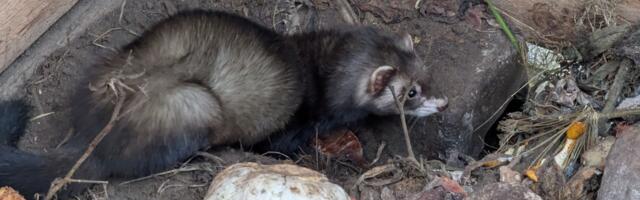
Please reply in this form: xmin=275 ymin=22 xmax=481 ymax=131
xmin=312 ymin=128 xmax=367 ymax=166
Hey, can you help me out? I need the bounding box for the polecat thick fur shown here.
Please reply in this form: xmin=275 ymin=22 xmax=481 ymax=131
xmin=0 ymin=10 xmax=447 ymax=199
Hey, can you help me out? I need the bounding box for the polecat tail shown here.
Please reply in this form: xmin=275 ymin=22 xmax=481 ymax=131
xmin=0 ymin=100 xmax=30 ymax=146
xmin=0 ymin=100 xmax=103 ymax=199
xmin=0 ymin=146 xmax=106 ymax=199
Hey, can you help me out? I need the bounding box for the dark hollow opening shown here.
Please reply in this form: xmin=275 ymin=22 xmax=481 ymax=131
xmin=480 ymin=88 xmax=528 ymax=157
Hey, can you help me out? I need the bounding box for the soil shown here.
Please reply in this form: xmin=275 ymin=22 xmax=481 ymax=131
xmin=13 ymin=0 xmax=501 ymax=199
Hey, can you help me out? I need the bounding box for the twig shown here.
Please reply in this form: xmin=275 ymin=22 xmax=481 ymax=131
xmin=118 ymin=0 xmax=139 ymax=36
xmin=65 ymin=179 xmax=109 ymax=185
xmin=92 ymin=0 xmax=139 ymax=52
xmin=195 ymin=151 xmax=226 ymax=165
xmin=119 ymin=166 xmax=202 ymax=185
xmin=599 ymin=59 xmax=632 ymax=135
xmin=102 ymin=183 xmax=108 ymax=200
xmin=56 ymin=128 xmax=74 ymax=149
xmin=414 ymin=0 xmax=422 ymax=9
xmin=603 ymin=59 xmax=631 ymax=112
xmin=261 ymin=151 xmax=293 ymax=160
xmin=388 ymin=86 xmax=418 ymax=164
xmin=489 ymin=5 xmax=559 ymax=46
xmin=485 ymin=0 xmax=520 ymax=51
xmin=352 ymin=164 xmax=402 ymax=190
xmin=30 ymin=112 xmax=55 ymax=121
xmin=368 ymin=141 xmax=386 ymax=166
xmin=91 ymin=27 xmax=123 ymax=52
xmin=336 ymin=0 xmax=359 ymax=24
xmin=337 ymin=160 xmax=361 ymax=173
xmin=157 ymin=183 xmax=208 ymax=194
xmin=45 ymin=94 xmax=126 ymax=200
xmin=271 ymin=1 xmax=286 ymax=30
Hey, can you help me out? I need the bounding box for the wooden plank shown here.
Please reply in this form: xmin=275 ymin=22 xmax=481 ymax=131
xmin=0 ymin=0 xmax=123 ymax=99
xmin=0 ymin=0 xmax=78 ymax=74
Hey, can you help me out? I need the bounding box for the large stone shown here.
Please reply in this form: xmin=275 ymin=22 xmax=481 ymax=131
xmin=597 ymin=124 xmax=640 ymax=200
xmin=361 ymin=16 xmax=526 ymax=162
xmin=205 ymin=162 xmax=350 ymax=200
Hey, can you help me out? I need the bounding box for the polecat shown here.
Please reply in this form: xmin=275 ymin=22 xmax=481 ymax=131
xmin=0 ymin=10 xmax=447 ymax=198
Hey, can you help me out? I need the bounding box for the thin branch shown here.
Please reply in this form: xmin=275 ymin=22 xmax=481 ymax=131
xmin=599 ymin=58 xmax=632 ymax=135
xmin=336 ymin=0 xmax=359 ymax=24
xmin=45 ymin=92 xmax=126 ymax=200
xmin=195 ymin=151 xmax=226 ymax=165
xmin=388 ymin=86 xmax=417 ymax=163
xmin=368 ymin=141 xmax=386 ymax=166
xmin=119 ymin=166 xmax=203 ymax=185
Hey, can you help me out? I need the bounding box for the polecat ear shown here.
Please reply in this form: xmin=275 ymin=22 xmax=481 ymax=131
xmin=400 ymin=33 xmax=414 ymax=52
xmin=368 ymin=66 xmax=396 ymax=95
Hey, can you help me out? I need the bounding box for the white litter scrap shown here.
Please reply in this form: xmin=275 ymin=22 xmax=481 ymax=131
xmin=205 ymin=162 xmax=350 ymax=200
xmin=617 ymin=95 xmax=640 ymax=110
xmin=526 ymin=43 xmax=563 ymax=71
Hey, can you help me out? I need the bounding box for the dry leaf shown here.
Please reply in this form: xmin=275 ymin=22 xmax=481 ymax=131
xmin=313 ymin=129 xmax=367 ymax=166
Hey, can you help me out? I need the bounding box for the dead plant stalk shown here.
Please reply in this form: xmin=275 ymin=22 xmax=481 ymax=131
xmin=44 ymin=90 xmax=126 ymax=200
xmin=388 ymin=86 xmax=418 ymax=164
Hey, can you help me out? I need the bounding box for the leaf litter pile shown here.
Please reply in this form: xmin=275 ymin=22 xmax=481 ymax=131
xmin=461 ymin=8 xmax=640 ymax=200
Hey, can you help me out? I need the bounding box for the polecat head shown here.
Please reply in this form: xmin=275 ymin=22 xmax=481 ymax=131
xmin=352 ymin=30 xmax=448 ymax=117
xmin=364 ymin=65 xmax=448 ymax=117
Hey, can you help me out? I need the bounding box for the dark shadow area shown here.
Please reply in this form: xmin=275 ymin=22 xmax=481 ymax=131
xmin=480 ymin=88 xmax=528 ymax=156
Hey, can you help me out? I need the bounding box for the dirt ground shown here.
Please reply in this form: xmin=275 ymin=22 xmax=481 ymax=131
xmin=15 ymin=0 xmax=504 ymax=199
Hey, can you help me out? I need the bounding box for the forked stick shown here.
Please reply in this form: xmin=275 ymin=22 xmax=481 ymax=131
xmin=45 ymin=93 xmax=126 ymax=200
xmin=388 ymin=86 xmax=418 ymax=163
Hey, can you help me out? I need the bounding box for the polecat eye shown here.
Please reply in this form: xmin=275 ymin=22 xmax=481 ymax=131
xmin=408 ymin=88 xmax=417 ymax=98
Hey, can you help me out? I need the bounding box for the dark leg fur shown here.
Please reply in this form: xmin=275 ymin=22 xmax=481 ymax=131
xmin=0 ymin=146 xmax=103 ymax=199
xmin=0 ymin=100 xmax=30 ymax=146
xmin=258 ymin=109 xmax=367 ymax=157
xmin=259 ymin=118 xmax=354 ymax=157
xmin=0 ymin=100 xmax=99 ymax=199
xmin=260 ymin=124 xmax=320 ymax=156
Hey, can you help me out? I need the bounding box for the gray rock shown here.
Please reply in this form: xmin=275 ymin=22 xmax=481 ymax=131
xmin=597 ymin=124 xmax=640 ymax=200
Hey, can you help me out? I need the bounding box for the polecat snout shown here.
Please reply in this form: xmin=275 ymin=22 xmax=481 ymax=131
xmin=0 ymin=10 xmax=447 ymax=198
